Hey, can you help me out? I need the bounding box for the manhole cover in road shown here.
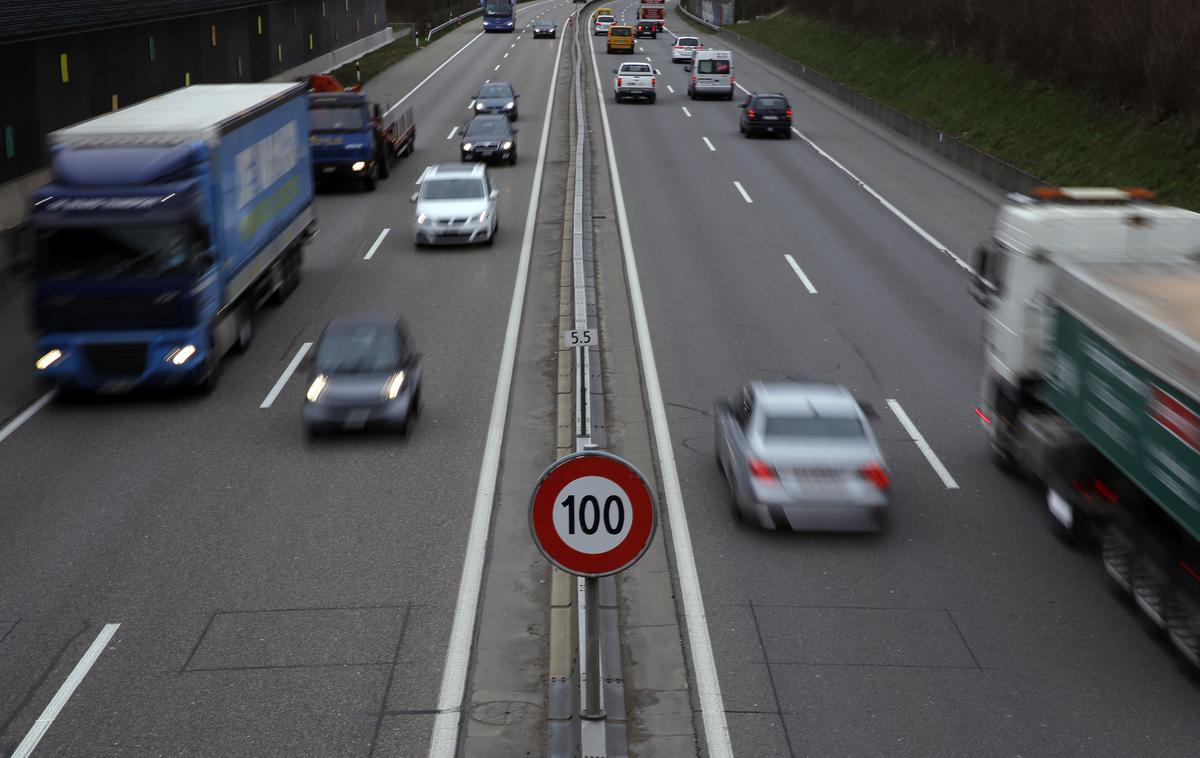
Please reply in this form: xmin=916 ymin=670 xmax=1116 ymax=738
xmin=471 ymin=700 xmax=537 ymax=726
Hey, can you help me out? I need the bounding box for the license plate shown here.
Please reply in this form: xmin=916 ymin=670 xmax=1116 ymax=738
xmin=322 ymin=166 xmax=337 ymax=173
xmin=344 ymin=409 xmax=370 ymax=429
xmin=482 ymin=149 xmax=495 ymax=156
xmin=793 ymin=468 xmax=843 ymax=486
xmin=763 ymin=115 xmax=777 ymax=120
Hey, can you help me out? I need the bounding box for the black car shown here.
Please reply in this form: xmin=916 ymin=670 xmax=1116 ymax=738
xmin=739 ymin=92 xmax=793 ymax=138
xmin=532 ymin=19 xmax=557 ymax=38
xmin=460 ymin=115 xmax=518 ymax=164
xmin=302 ymin=315 xmax=422 ymax=437
xmin=472 ymin=81 xmax=519 ymax=120
xmin=635 ymin=20 xmax=657 ymax=38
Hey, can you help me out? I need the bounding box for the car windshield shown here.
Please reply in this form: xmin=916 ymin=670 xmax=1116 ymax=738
xmin=309 ymin=106 xmax=366 ymax=131
xmin=484 ymin=0 xmax=513 ymax=16
xmin=611 ymin=27 xmax=631 ymax=36
xmin=754 ymin=97 xmax=788 ymax=110
xmin=478 ymin=84 xmax=513 ymax=99
xmin=421 ymin=178 xmax=486 ymax=200
xmin=678 ymin=37 xmax=698 ymax=46
xmin=535 ymin=20 xmax=553 ymax=27
xmin=37 ymin=223 xmax=202 ymax=280
xmin=465 ymin=118 xmax=511 ymax=138
xmin=315 ymin=323 xmax=401 ymax=375
xmin=697 ymin=59 xmax=730 ymax=75
xmin=762 ymin=415 xmax=865 ymax=439
xmin=622 ymin=65 xmax=651 ymax=74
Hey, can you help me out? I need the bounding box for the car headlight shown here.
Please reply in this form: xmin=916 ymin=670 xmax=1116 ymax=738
xmin=476 ymin=102 xmax=486 ymax=110
xmin=505 ymin=101 xmax=515 ymax=109
xmin=477 ymin=210 xmax=488 ymax=222
xmin=384 ymin=371 xmax=406 ymax=400
xmin=35 ymin=348 xmax=64 ymax=370
xmin=501 ymin=141 xmax=512 ymax=150
xmin=306 ymin=374 xmax=328 ymax=402
xmin=462 ymin=142 xmax=473 ymax=151
xmin=416 ymin=213 xmax=428 ymax=225
xmin=352 ymin=161 xmax=366 ymax=172
xmin=166 ymin=345 xmax=197 ymax=366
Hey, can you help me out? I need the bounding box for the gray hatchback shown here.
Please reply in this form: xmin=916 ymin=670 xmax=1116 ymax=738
xmin=714 ymin=382 xmax=891 ymax=531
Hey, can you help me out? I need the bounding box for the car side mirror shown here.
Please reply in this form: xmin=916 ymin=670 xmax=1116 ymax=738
xmin=410 ymin=192 xmax=419 ymax=203
xmin=511 ymin=127 xmax=519 ymax=133
xmin=489 ymin=189 xmax=499 ymax=200
xmin=613 ymin=68 xmax=618 ymax=73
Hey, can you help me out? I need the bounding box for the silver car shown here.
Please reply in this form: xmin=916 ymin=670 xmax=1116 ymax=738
xmin=411 ymin=164 xmax=499 ymax=246
xmin=714 ymin=382 xmax=891 ymax=531
xmin=671 ymin=36 xmax=701 ymax=63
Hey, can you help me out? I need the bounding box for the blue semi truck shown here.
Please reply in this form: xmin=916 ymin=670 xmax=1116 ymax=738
xmin=29 ymin=83 xmax=315 ymax=392
xmin=307 ymin=91 xmax=415 ymax=191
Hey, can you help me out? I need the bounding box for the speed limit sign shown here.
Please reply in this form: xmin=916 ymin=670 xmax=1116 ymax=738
xmin=529 ymin=451 xmax=657 ymax=577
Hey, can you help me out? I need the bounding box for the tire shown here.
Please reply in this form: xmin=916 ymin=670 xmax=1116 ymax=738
xmin=485 ymin=230 xmax=495 ymax=247
xmin=364 ymin=166 xmax=377 ymax=191
xmin=233 ymin=305 xmax=253 ymax=353
xmin=508 ymin=150 xmax=517 ymax=165
xmin=378 ymin=149 xmax=390 ymax=180
xmin=649 ymin=94 xmax=656 ymax=104
xmin=725 ymin=90 xmax=733 ymax=101
xmin=784 ymin=129 xmax=793 ymax=139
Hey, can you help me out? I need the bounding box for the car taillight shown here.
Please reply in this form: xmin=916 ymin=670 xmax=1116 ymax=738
xmin=746 ymin=108 xmax=756 ymax=119
xmin=749 ymin=459 xmax=776 ymax=482
xmin=786 ymin=107 xmax=793 ymax=118
xmin=617 ymin=77 xmax=622 ymax=87
xmin=691 ymin=75 xmax=697 ymax=83
xmin=859 ymin=463 xmax=890 ymax=490
xmin=651 ymin=78 xmax=656 ymax=86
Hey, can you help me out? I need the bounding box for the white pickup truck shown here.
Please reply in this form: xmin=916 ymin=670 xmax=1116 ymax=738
xmin=613 ymin=61 xmax=658 ymax=103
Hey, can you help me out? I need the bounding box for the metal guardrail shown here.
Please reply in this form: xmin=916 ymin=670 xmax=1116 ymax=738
xmin=677 ymin=2 xmax=720 ymax=31
xmin=427 ymin=7 xmax=484 ymax=42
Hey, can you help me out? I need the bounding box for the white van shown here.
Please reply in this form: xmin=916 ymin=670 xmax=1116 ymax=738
xmin=686 ymin=50 xmax=734 ymax=100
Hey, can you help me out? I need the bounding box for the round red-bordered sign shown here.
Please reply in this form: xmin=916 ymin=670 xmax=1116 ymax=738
xmin=529 ymin=451 xmax=657 ymax=577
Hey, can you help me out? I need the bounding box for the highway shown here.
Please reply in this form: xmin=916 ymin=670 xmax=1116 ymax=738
xmin=586 ymin=4 xmax=1200 ymax=756
xmin=0 ymin=2 xmax=574 ymax=755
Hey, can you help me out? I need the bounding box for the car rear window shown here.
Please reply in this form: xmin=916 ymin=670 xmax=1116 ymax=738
xmin=465 ymin=117 xmax=511 ymax=138
xmin=762 ymin=415 xmax=865 ymax=439
xmin=678 ymin=37 xmax=698 ymax=46
xmin=697 ymin=59 xmax=730 ymax=75
xmin=754 ymin=97 xmax=788 ymax=110
xmin=597 ymin=15 xmax=614 ymax=22
xmin=622 ymin=64 xmax=651 ymax=74
xmin=611 ymin=27 xmax=631 ymax=35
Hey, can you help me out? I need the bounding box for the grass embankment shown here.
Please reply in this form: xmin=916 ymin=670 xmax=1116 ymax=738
xmin=690 ymin=9 xmax=1200 ymax=210
xmin=328 ymin=32 xmax=419 ymax=88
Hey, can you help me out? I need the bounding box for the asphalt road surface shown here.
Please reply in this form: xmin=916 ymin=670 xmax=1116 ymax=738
xmin=587 ymin=4 xmax=1200 ymax=756
xmin=0 ymin=3 xmax=576 ymax=755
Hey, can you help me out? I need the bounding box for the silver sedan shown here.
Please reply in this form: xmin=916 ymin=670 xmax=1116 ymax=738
xmin=714 ymin=382 xmax=891 ymax=531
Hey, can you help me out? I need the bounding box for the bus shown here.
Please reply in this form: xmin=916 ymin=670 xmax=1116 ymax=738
xmin=482 ymin=0 xmax=515 ymax=31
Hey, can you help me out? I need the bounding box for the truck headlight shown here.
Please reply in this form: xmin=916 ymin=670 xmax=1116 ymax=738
xmin=505 ymin=101 xmax=515 ymax=109
xmin=306 ymin=374 xmax=328 ymax=402
xmin=476 ymin=102 xmax=486 ymax=110
xmin=417 ymin=213 xmax=428 ymax=225
xmin=352 ymin=161 xmax=366 ymax=172
xmin=462 ymin=143 xmax=473 ymax=151
xmin=35 ymin=348 xmax=64 ymax=370
xmin=384 ymin=371 xmax=406 ymax=400
xmin=166 ymin=345 xmax=197 ymax=366
xmin=501 ymin=141 xmax=512 ymax=150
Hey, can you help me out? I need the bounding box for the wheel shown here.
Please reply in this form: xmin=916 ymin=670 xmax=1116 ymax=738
xmin=725 ymin=90 xmax=733 ymax=101
xmin=649 ymin=94 xmax=656 ymax=104
xmin=784 ymin=129 xmax=793 ymax=139
xmin=485 ymin=230 xmax=495 ymax=247
xmin=508 ymin=150 xmax=517 ymax=165
xmin=233 ymin=305 xmax=253 ymax=353
xmin=364 ymin=165 xmax=377 ymax=191
xmin=378 ymin=149 xmax=390 ymax=179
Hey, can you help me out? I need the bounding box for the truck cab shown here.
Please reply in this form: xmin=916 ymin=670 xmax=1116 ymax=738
xmin=307 ymin=93 xmax=380 ymax=190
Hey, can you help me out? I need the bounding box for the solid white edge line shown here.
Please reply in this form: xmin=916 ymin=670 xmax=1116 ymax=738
xmin=0 ymin=390 xmax=56 ymax=445
xmin=11 ymin=623 xmax=120 ymax=758
xmin=733 ymin=180 xmax=753 ymax=203
xmin=446 ymin=125 xmax=458 ymax=139
xmin=586 ymin=24 xmax=733 ymax=758
xmin=362 ymin=227 xmax=390 ymax=260
xmin=734 ymin=81 xmax=750 ymax=95
xmin=681 ymin=106 xmax=692 ymax=117
xmin=259 ymin=342 xmax=312 ymax=409
xmin=702 ymin=136 xmax=715 ymax=152
xmin=426 ymin=11 xmax=569 ymax=758
xmin=789 ymin=126 xmax=973 ymax=274
xmin=886 ymin=399 xmax=960 ymax=489
xmin=783 ymin=254 xmax=818 ymax=294
xmin=384 ymin=0 xmax=559 ymax=116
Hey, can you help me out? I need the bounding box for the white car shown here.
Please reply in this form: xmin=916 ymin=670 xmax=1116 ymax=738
xmin=613 ymin=62 xmax=658 ymax=103
xmin=671 ymin=35 xmax=701 ymax=62
xmin=411 ymin=164 xmax=499 ymax=246
xmin=594 ymin=14 xmax=615 ymax=34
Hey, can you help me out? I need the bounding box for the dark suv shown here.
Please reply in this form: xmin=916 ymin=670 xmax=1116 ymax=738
xmin=739 ymin=92 xmax=793 ymax=138
xmin=635 ymin=20 xmax=657 ymax=38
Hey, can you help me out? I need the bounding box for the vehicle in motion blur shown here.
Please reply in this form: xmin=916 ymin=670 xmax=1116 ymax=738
xmin=303 ymin=315 xmax=422 ymax=437
xmin=739 ymin=92 xmax=792 ymax=138
xmin=969 ymin=186 xmax=1200 ymax=666
xmin=459 ymin=115 xmax=518 ymax=164
xmin=593 ymin=14 xmax=615 ymax=35
xmin=411 ymin=164 xmax=499 ymax=246
xmin=613 ymin=62 xmax=658 ymax=103
xmin=635 ymin=20 xmax=657 ymax=39
xmin=606 ymin=24 xmax=635 ymax=53
xmin=714 ymin=382 xmax=891 ymax=531
xmin=472 ymin=81 xmax=519 ymax=120
xmin=482 ymin=0 xmax=515 ymax=32
xmin=670 ymin=35 xmax=701 ymax=63
xmin=532 ymin=18 xmax=557 ymax=38
xmin=30 ymin=83 xmax=313 ymax=393
xmin=686 ymin=50 xmax=734 ymax=100
xmin=306 ymin=91 xmax=415 ymax=190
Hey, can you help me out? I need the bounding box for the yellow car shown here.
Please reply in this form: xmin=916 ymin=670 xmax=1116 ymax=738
xmin=606 ymin=24 xmax=635 ymax=53
xmin=593 ymin=6 xmax=614 ymax=21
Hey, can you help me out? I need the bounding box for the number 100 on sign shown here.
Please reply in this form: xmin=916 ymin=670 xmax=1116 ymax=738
xmin=530 ymin=452 xmax=658 ymax=577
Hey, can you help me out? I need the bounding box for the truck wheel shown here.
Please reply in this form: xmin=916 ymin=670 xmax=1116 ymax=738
xmin=378 ymin=152 xmax=390 ymax=180
xmin=234 ymin=305 xmax=253 ymax=353
xmin=364 ymin=166 xmax=377 ymax=191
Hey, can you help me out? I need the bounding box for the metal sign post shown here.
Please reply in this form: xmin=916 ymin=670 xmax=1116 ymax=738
xmin=583 ymin=575 xmax=603 ymax=719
